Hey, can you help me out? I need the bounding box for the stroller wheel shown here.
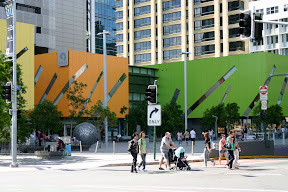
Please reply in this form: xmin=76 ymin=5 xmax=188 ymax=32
xmin=187 ymin=166 xmax=191 ymax=171
xmin=179 ymin=167 xmax=183 ymax=170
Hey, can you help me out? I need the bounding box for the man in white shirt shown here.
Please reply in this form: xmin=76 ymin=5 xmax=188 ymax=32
xmin=190 ymin=128 xmax=196 ymax=145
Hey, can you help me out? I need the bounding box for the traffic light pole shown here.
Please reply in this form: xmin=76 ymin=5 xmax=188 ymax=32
xmin=153 ymin=126 xmax=156 ymax=160
xmin=11 ymin=0 xmax=18 ymax=168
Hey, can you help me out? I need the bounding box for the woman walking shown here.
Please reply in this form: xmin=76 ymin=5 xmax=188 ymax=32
xmin=202 ymin=132 xmax=215 ymax=167
xmin=177 ymin=131 xmax=183 ymax=146
xmin=219 ymin=134 xmax=229 ymax=166
xmin=129 ymin=132 xmax=139 ymax=173
xmin=184 ymin=130 xmax=190 ymax=146
xmin=227 ymin=131 xmax=235 ymax=170
xmin=138 ymin=131 xmax=147 ymax=172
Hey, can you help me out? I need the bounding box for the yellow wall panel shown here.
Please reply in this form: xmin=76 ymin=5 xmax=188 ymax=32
xmin=0 ymin=19 xmax=34 ymax=110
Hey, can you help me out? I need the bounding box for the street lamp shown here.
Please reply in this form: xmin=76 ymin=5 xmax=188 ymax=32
xmin=181 ymin=52 xmax=189 ymax=132
xmin=97 ymin=30 xmax=110 ymax=148
xmin=212 ymin=115 xmax=218 ymax=139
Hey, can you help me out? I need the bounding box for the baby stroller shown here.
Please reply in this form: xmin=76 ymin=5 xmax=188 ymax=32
xmin=170 ymin=147 xmax=191 ymax=171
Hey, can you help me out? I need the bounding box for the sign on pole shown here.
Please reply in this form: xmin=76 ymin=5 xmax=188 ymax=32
xmin=147 ymin=105 xmax=161 ymax=126
xmin=259 ymin=85 xmax=268 ymax=101
xmin=5 ymin=1 xmax=14 ymax=58
xmin=261 ymin=100 xmax=267 ymax=110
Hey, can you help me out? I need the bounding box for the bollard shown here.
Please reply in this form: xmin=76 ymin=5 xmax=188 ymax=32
xmin=283 ymin=133 xmax=285 ymax=145
xmin=273 ymin=133 xmax=275 ymax=146
xmin=113 ymin=141 xmax=115 ymax=154
xmin=95 ymin=141 xmax=99 ymax=153
xmin=191 ymin=141 xmax=194 ymax=155
xmin=80 ymin=141 xmax=82 ymax=153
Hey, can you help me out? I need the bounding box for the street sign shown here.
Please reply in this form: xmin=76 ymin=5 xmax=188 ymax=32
xmin=147 ymin=105 xmax=161 ymax=126
xmin=259 ymin=85 xmax=268 ymax=101
xmin=261 ymin=100 xmax=267 ymax=110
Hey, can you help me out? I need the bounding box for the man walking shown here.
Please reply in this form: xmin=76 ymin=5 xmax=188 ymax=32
xmin=233 ymin=129 xmax=241 ymax=169
xmin=190 ymin=128 xmax=196 ymax=145
xmin=159 ymin=132 xmax=175 ymax=170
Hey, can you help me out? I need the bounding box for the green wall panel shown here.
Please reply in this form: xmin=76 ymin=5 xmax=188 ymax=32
xmin=146 ymin=53 xmax=288 ymax=118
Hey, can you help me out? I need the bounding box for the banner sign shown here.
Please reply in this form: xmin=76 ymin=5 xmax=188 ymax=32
xmin=5 ymin=1 xmax=14 ymax=58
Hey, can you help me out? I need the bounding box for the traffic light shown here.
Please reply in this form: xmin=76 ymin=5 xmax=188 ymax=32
xmin=2 ymin=82 xmax=12 ymax=103
xmin=260 ymin=111 xmax=266 ymax=121
xmin=254 ymin=14 xmax=263 ymax=41
xmin=239 ymin=12 xmax=251 ymax=37
xmin=145 ymin=85 xmax=157 ymax=104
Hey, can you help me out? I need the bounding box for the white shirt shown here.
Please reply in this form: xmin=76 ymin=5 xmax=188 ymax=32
xmin=117 ymin=134 xmax=121 ymax=138
xmin=281 ymin=128 xmax=286 ymax=133
xmin=190 ymin=130 xmax=196 ymax=139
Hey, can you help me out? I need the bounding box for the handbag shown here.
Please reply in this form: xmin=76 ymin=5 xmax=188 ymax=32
xmin=223 ymin=142 xmax=231 ymax=149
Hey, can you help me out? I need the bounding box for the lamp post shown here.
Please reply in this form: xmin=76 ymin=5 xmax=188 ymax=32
xmin=212 ymin=115 xmax=218 ymax=139
xmin=181 ymin=52 xmax=189 ymax=132
xmin=97 ymin=30 xmax=110 ymax=148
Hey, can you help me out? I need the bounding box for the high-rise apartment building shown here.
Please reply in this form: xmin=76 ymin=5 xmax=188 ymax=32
xmin=249 ymin=0 xmax=288 ymax=55
xmin=116 ymin=0 xmax=249 ymax=66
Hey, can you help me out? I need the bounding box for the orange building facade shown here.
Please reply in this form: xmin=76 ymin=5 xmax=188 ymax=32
xmin=34 ymin=50 xmax=129 ymax=118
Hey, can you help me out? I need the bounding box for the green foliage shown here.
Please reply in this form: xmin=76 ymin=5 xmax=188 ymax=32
xmin=29 ymin=100 xmax=63 ymax=133
xmin=160 ymin=101 xmax=184 ymax=136
xmin=201 ymin=103 xmax=240 ymax=132
xmin=125 ymin=101 xmax=147 ymax=135
xmin=0 ymin=51 xmax=28 ymax=144
xmin=266 ymin=104 xmax=283 ymax=127
xmin=252 ymin=102 xmax=262 ymax=130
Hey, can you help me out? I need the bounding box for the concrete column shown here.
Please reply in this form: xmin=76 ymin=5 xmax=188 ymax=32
xmin=222 ymin=0 xmax=229 ymax=56
xmin=129 ymin=0 xmax=135 ymax=65
xmin=181 ymin=0 xmax=187 ymax=61
xmin=151 ymin=0 xmax=157 ymax=64
xmin=123 ymin=0 xmax=129 ymax=58
xmin=188 ymin=0 xmax=194 ymax=60
xmin=214 ymin=0 xmax=221 ymax=57
xmin=157 ymin=0 xmax=163 ymax=64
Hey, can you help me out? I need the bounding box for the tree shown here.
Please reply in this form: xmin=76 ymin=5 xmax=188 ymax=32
xmin=251 ymin=102 xmax=262 ymax=131
xmin=160 ymin=101 xmax=184 ymax=136
xmin=88 ymin=100 xmax=118 ymax=142
xmin=266 ymin=104 xmax=283 ymax=127
xmin=201 ymin=104 xmax=225 ymax=132
xmin=224 ymin=103 xmax=240 ymax=131
xmin=125 ymin=101 xmax=147 ymax=136
xmin=29 ymin=100 xmax=63 ymax=134
xmin=0 ymin=51 xmax=28 ymax=146
xmin=66 ymin=81 xmax=90 ymax=135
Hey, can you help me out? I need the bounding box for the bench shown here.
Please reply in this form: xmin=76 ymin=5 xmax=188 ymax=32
xmin=34 ymin=151 xmax=63 ymax=159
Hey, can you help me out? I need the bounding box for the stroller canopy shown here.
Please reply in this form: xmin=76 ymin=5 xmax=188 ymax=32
xmin=175 ymin=147 xmax=185 ymax=158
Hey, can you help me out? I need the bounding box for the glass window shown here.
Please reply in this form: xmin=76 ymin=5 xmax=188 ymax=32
xmin=194 ymin=5 xmax=214 ymax=17
xmin=116 ymin=11 xmax=123 ymax=19
xmin=256 ymin=9 xmax=264 ymax=15
xmin=228 ymin=1 xmax=244 ymax=11
xmin=163 ymin=49 xmax=181 ymax=60
xmin=229 ymin=41 xmax=245 ymax=51
xmin=194 ymin=18 xmax=214 ymax=30
xmin=229 ymin=14 xmax=239 ymax=24
xmin=134 ymin=17 xmax=151 ymax=28
xmin=229 ymin=28 xmax=240 ymax=38
xmin=195 ymin=45 xmax=215 ymax=56
xmin=116 ymin=0 xmax=123 ymax=8
xmin=16 ymin=3 xmax=41 ymax=14
xmin=163 ymin=12 xmax=181 ymax=23
xmin=194 ymin=31 xmax=214 ymax=43
xmin=267 ymin=6 xmax=279 ymax=15
xmin=194 ymin=0 xmax=213 ymax=5
xmin=116 ymin=34 xmax=123 ymax=42
xmin=163 ymin=0 xmax=181 ymax=11
xmin=285 ymin=5 xmax=288 ymax=12
xmin=135 ymin=41 xmax=151 ymax=51
xmin=134 ymin=5 xmax=151 ymax=16
xmin=116 ymin=22 xmax=123 ymax=30
xmin=117 ymin=45 xmax=123 ymax=53
xmin=163 ymin=24 xmax=181 ymax=35
xmin=135 ymin=53 xmax=151 ymax=63
xmin=134 ymin=0 xmax=150 ymax=4
xmin=135 ymin=29 xmax=151 ymax=39
xmin=163 ymin=36 xmax=181 ymax=47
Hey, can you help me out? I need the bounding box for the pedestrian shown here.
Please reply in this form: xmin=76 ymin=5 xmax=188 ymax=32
xmin=226 ymin=131 xmax=234 ymax=170
xmin=184 ymin=130 xmax=190 ymax=146
xmin=202 ymin=132 xmax=215 ymax=167
xmin=177 ymin=131 xmax=183 ymax=146
xmin=190 ymin=128 xmax=196 ymax=145
xmin=248 ymin=126 xmax=253 ymax=135
xmin=129 ymin=132 xmax=139 ymax=173
xmin=243 ymin=126 xmax=248 ymax=139
xmin=159 ymin=132 xmax=175 ymax=170
xmin=233 ymin=129 xmax=241 ymax=169
xmin=117 ymin=133 xmax=121 ymax=142
xmin=209 ymin=129 xmax=214 ymax=141
xmin=37 ymin=130 xmax=43 ymax=146
xmin=137 ymin=131 xmax=147 ymax=172
xmin=218 ymin=134 xmax=229 ymax=166
xmin=56 ymin=137 xmax=65 ymax=151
